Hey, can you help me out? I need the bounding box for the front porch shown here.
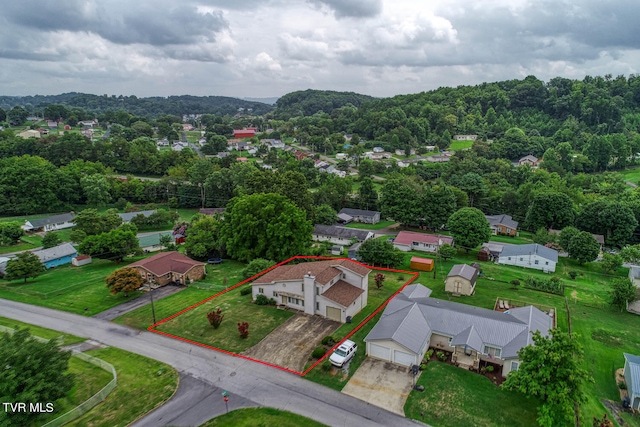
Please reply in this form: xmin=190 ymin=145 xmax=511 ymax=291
xmin=452 ymin=348 xmax=479 ymax=370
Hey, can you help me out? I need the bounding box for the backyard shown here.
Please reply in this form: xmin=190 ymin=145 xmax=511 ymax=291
xmin=449 ymin=139 xmax=474 ymax=151
xmin=345 ymin=220 xmax=397 ymax=230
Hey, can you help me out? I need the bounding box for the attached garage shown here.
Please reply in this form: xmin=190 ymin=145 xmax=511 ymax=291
xmin=393 ymin=350 xmax=416 ymax=367
xmin=368 ymin=343 xmax=390 ymax=361
xmin=326 ymin=306 xmax=342 ymax=322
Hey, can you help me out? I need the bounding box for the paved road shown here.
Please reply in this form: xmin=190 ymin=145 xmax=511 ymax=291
xmin=0 ymin=299 xmax=424 ymax=427
xmin=92 ymin=285 xmax=185 ymax=321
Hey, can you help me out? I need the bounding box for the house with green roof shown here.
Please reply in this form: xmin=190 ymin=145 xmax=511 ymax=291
xmin=138 ymin=231 xmax=174 ymax=253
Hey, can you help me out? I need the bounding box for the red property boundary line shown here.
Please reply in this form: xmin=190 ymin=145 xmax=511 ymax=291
xmin=147 ymin=256 xmax=420 ymax=376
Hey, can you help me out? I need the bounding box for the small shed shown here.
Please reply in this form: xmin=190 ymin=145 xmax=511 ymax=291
xmin=348 ymin=242 xmax=362 ymax=260
xmin=410 ymin=256 xmax=434 ymax=272
xmin=72 ymin=255 xmax=93 ymax=267
xmin=331 ymin=245 xmax=344 ymax=256
xmin=478 ymin=247 xmax=490 ymax=261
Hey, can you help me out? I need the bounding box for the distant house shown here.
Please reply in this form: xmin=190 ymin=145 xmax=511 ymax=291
xmin=32 ymin=243 xmax=77 ymax=269
xmin=424 ymin=145 xmax=436 ymax=152
xmin=171 ymin=141 xmax=189 ymax=151
xmin=630 ymin=266 xmax=640 ymax=287
xmin=338 ymin=208 xmax=381 ymax=225
xmin=453 ymin=135 xmax=477 ymax=141
xmin=78 ymin=120 xmax=97 ymax=128
xmin=233 ymin=128 xmax=256 ymax=138
xmin=335 ymin=153 xmax=348 ymax=160
xmin=364 ymin=283 xmax=552 ymax=374
xmin=182 ymin=124 xmax=194 ymax=131
xmin=395 ymin=149 xmax=415 ymax=156
xmin=348 ymin=242 xmax=362 ymax=260
xmin=294 ymin=150 xmax=308 ymax=161
xmin=72 ymin=255 xmax=92 ymax=267
xmin=425 ymin=153 xmax=451 ymax=163
xmin=445 ymin=264 xmax=479 ymax=296
xmin=373 ymin=147 xmax=385 ymax=153
xmin=138 ymin=231 xmax=174 ymax=253
xmin=216 ymin=152 xmax=230 ymax=158
xmin=18 ymin=129 xmax=41 ymax=139
xmin=312 ymin=225 xmax=373 ymax=246
xmin=331 ymin=245 xmax=344 ymax=256
xmin=393 ymin=231 xmax=454 ymax=253
xmin=23 ymin=212 xmax=75 ymax=232
xmin=199 ymin=208 xmax=225 ymax=216
xmin=118 ymin=210 xmax=156 ymax=223
xmin=517 ymin=155 xmax=541 ymax=168
xmin=485 ymin=214 xmax=519 ymax=236
xmin=157 ymin=138 xmax=170 ymax=147
xmin=127 ymin=251 xmax=206 ymax=287
xmin=624 ymin=353 xmax=640 ymax=410
xmin=480 ymin=242 xmax=505 ymax=261
xmin=497 ymin=243 xmax=558 ymax=272
xmin=262 ymin=139 xmax=284 ymax=149
xmin=251 ymin=259 xmax=371 ymax=323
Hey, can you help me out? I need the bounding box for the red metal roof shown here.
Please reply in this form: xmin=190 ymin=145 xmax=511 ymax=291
xmin=410 ymin=256 xmax=433 ymax=264
xmin=394 ymin=231 xmax=453 ymax=246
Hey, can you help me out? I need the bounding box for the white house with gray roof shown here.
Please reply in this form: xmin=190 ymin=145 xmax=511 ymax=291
xmin=22 ymin=212 xmax=75 ymax=232
xmin=338 ymin=208 xmax=381 ymax=224
xmin=118 ymin=210 xmax=156 ymax=223
xmin=624 ymin=353 xmax=640 ymax=410
xmin=364 ymin=284 xmax=552 ymax=376
xmin=497 ymin=243 xmax=558 ymax=272
xmin=312 ymin=225 xmax=374 ymax=246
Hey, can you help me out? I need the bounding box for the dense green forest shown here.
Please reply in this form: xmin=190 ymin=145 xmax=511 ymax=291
xmin=274 ymin=89 xmax=376 ymax=119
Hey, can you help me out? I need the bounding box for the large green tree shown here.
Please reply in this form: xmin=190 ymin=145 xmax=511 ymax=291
xmin=72 ymin=209 xmax=122 ymax=238
xmin=79 ymin=227 xmax=140 ymax=262
xmin=356 ymin=238 xmax=404 ymax=267
xmin=220 ymin=193 xmax=312 ymax=262
xmin=567 ymin=231 xmax=600 ymax=264
xmin=184 ymin=215 xmax=221 ymax=260
xmin=0 ymin=222 xmax=24 ymax=246
xmin=576 ymin=200 xmax=637 ymax=247
xmin=380 ymin=178 xmax=421 ymax=225
xmin=4 ymin=252 xmax=46 ymax=283
xmin=41 ymin=232 xmax=62 ymax=249
xmin=557 ymin=226 xmax=579 ymax=252
xmin=503 ymin=329 xmax=588 ymax=427
xmin=105 ymin=267 xmax=144 ymax=296
xmin=80 ymin=174 xmax=111 ymax=206
xmin=0 ymin=329 xmax=74 ymax=427
xmin=609 ymin=278 xmax=638 ymax=312
xmin=446 ymin=207 xmax=491 ymax=252
xmin=525 ymin=192 xmax=575 ymax=231
xmin=313 ymin=204 xmax=338 ymax=225
xmin=420 ymin=184 xmax=457 ymax=229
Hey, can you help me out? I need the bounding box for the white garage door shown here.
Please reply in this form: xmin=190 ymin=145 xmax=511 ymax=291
xmin=368 ymin=343 xmax=390 ymax=361
xmin=393 ymin=350 xmax=415 ymax=367
xmin=326 ymin=306 xmax=342 ymax=322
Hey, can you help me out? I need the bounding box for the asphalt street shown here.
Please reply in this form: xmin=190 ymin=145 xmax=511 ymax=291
xmin=0 ymin=298 xmax=425 ymax=427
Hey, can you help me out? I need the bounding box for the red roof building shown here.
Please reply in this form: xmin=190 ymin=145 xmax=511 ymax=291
xmin=233 ymin=128 xmax=256 ymax=138
xmin=127 ymin=251 xmax=205 ymax=286
xmin=393 ymin=231 xmax=454 ymax=253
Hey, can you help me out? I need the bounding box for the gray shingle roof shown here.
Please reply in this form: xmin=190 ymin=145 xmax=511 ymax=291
xmin=365 ymin=284 xmax=552 ymax=359
xmin=499 ymin=243 xmax=558 ymax=263
xmin=338 ymin=208 xmax=380 ymax=218
xmin=118 ymin=210 xmax=156 ymax=223
xmin=625 ymin=353 xmax=640 ymax=400
xmin=447 ymin=264 xmax=479 ymax=283
xmin=485 ymin=214 xmax=519 ymax=230
xmin=313 ymin=225 xmax=371 ymax=241
xmin=28 ymin=212 xmax=75 ymax=228
xmin=32 ymin=243 xmax=77 ymax=263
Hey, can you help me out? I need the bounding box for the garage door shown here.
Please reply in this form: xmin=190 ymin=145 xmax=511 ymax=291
xmin=326 ymin=306 xmax=342 ymax=322
xmin=393 ymin=350 xmax=415 ymax=367
xmin=368 ymin=343 xmax=390 ymax=361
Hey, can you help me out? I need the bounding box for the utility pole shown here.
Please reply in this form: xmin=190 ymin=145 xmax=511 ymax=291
xmin=150 ymin=289 xmax=157 ymax=325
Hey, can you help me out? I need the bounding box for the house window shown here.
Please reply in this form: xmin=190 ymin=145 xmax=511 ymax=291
xmin=545 ymin=261 xmax=549 ymax=265
xmin=483 ymin=346 xmax=501 ymax=358
xmin=316 ymin=287 xmax=319 ymax=295
xmin=273 ymin=292 xmax=278 ymax=297
xmin=519 ymin=257 xmax=523 ymax=261
xmin=259 ymin=288 xmax=264 ymax=294
xmin=316 ymin=302 xmax=319 ymax=311
xmin=301 ymin=300 xmax=304 ymax=307
xmin=506 ymin=228 xmax=511 ymax=233
xmin=508 ymin=257 xmax=512 ymax=261
xmin=342 ymin=273 xmax=346 ymax=279
xmin=448 ymin=337 xmax=453 ymax=346
xmin=534 ymin=260 xmax=539 ymax=265
xmin=511 ymin=361 xmax=519 ymax=371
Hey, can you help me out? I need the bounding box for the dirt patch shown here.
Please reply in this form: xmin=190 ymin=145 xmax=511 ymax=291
xmin=571 ymin=290 xmax=578 ymax=299
xmin=602 ymin=399 xmax=626 ymax=426
xmin=242 ymin=313 xmax=340 ymax=372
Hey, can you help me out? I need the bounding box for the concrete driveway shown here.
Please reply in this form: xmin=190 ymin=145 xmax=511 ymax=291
xmin=243 ymin=313 xmax=340 ymax=372
xmin=342 ymin=358 xmax=415 ymax=416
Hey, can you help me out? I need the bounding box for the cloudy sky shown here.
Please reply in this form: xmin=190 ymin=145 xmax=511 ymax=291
xmin=1 ymin=0 xmax=639 ymax=99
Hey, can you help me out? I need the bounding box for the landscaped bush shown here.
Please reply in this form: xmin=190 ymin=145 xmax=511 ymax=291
xmin=312 ymin=346 xmax=327 ymax=359
xmin=420 ymin=363 xmax=427 ymax=370
xmin=238 ymin=322 xmax=249 ymax=338
xmin=321 ymin=335 xmax=337 ymax=346
xmin=619 ymin=382 xmax=627 ymax=390
xmin=423 ymin=349 xmax=434 ymax=362
xmin=268 ymin=298 xmax=276 ymax=305
xmin=436 ymin=351 xmax=446 ymax=362
xmin=568 ymin=270 xmax=578 ymax=280
xmin=525 ymin=276 xmax=565 ymax=295
xmin=486 ymin=365 xmax=494 ymax=373
xmin=206 ymin=308 xmax=224 ymax=329
xmin=255 ymin=294 xmax=269 ymax=305
xmin=242 ymin=258 xmax=276 ymax=280
xmin=240 ymin=287 xmax=252 ymax=296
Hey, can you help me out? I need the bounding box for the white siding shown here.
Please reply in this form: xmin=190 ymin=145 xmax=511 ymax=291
xmin=497 ymin=253 xmax=556 ymax=272
xmin=368 ymin=343 xmax=390 ymax=361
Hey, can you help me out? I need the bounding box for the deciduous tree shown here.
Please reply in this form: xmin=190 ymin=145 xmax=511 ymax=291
xmin=503 ymin=329 xmax=588 ymax=427
xmin=313 ymin=204 xmax=338 ymax=225
xmin=356 ymin=238 xmax=404 ymax=267
xmin=5 ymin=251 xmax=45 ymax=283
xmin=446 ymin=207 xmax=491 ymax=252
xmin=0 ymin=329 xmax=74 ymax=426
xmin=41 ymin=232 xmax=62 ymax=249
xmin=105 ymin=267 xmax=144 ymax=296
xmin=207 ymin=308 xmax=225 ymax=329
xmin=242 ymin=258 xmax=276 ymax=279
xmin=609 ymin=278 xmax=638 ymax=312
xmin=567 ymin=231 xmax=600 ymax=264
xmin=437 ymin=243 xmax=457 ymax=261
xmin=0 ymin=222 xmax=24 ymax=245
xmin=558 ymin=226 xmax=579 ymax=252
xmin=525 ymin=192 xmax=575 ymax=231
xmin=600 ymin=253 xmax=623 ymax=274
xmin=184 ymin=215 xmax=221 ymax=260
xmin=79 ymin=227 xmax=140 ymax=262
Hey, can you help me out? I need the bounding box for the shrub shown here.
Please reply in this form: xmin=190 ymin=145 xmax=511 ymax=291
xmin=268 ymin=298 xmax=276 ymax=306
xmin=619 ymin=382 xmax=628 ymax=390
xmin=525 ymin=276 xmax=565 ymax=295
xmin=486 ymin=365 xmax=494 ymax=373
xmin=238 ymin=322 xmax=249 ymax=338
xmin=322 ymin=335 xmax=337 ymax=346
xmin=115 ymin=197 xmax=128 ymax=211
xmin=206 ymin=307 xmax=224 ymax=329
xmin=420 ymin=363 xmax=427 ymax=370
xmin=568 ymin=270 xmax=578 ymax=280
xmin=321 ymin=359 xmax=332 ymax=372
xmin=436 ymin=351 xmax=446 ymax=361
xmin=510 ymin=279 xmax=520 ymax=288
xmin=242 ymin=258 xmax=276 ymax=280
xmin=374 ymin=273 xmax=385 ymax=289
xmin=240 ymin=287 xmax=252 ymax=296
xmin=312 ymin=346 xmax=327 ymax=359
xmin=255 ymin=294 xmax=269 ymax=305
xmin=480 ymin=366 xmax=487 ymax=374
xmin=425 ymin=349 xmax=434 ymax=360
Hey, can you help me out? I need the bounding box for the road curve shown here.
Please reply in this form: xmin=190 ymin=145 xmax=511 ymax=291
xmin=0 ymin=299 xmax=425 ymax=427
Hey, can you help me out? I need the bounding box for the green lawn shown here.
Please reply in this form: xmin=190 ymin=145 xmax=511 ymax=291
xmin=405 ymin=362 xmax=538 ymax=427
xmin=66 ymin=347 xmax=178 ymax=427
xmin=0 ymin=257 xmax=147 ymax=316
xmin=345 ymin=220 xmax=397 ymax=230
xmin=622 ymin=165 xmax=640 ymax=184
xmin=0 ymin=234 xmax=43 ymax=254
xmin=489 ymin=232 xmax=534 ymax=245
xmin=449 ymin=140 xmax=474 ymax=151
xmin=0 ymin=317 xmax=85 ymax=345
xmin=200 ymin=408 xmax=327 ymax=427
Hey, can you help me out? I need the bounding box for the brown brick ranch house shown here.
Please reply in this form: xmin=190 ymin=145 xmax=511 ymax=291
xmin=127 ymin=251 xmax=205 ymax=286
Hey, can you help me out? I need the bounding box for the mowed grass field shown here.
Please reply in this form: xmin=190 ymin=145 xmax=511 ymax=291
xmin=0 ymin=257 xmax=149 ymax=315
xmin=0 ymin=316 xmax=85 ymax=345
xmin=622 ymin=165 xmax=640 ymax=184
xmin=200 ymin=408 xmax=328 ymax=427
xmin=449 ymin=139 xmax=474 ymax=151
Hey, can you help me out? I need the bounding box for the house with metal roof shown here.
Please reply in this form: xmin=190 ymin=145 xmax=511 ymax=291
xmin=445 ymin=264 xmax=479 ymax=296
xmin=118 ymin=210 xmax=156 ymax=223
xmin=32 ymin=243 xmax=77 ymax=268
xmin=624 ymin=353 xmax=640 ymax=410
xmin=485 ymin=214 xmax=519 ymax=236
xmin=22 ymin=212 xmax=75 ymax=232
xmin=393 ymin=231 xmax=454 ymax=253
xmin=497 ymin=243 xmax=558 ymax=272
xmin=312 ymin=225 xmax=374 ymax=246
xmin=364 ymin=284 xmax=552 ymax=376
xmin=251 ymin=259 xmax=371 ymax=323
xmin=138 ymin=231 xmax=174 ymax=253
xmin=338 ymin=208 xmax=381 ymax=225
